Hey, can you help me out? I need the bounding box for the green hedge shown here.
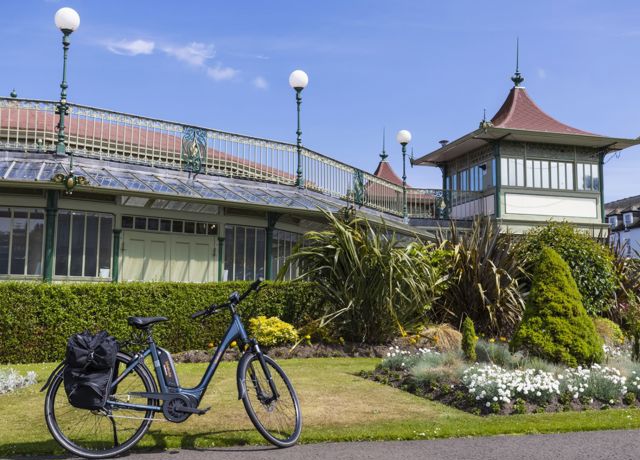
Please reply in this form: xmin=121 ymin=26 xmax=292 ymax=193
xmin=0 ymin=281 xmax=324 ymax=364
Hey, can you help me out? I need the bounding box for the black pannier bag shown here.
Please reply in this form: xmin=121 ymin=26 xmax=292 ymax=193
xmin=63 ymin=330 xmax=118 ymax=410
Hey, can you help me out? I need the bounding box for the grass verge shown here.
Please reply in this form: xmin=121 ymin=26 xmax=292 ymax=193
xmin=1 ymin=358 xmax=640 ymax=456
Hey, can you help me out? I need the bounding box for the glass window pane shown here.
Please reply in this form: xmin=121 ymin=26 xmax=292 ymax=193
xmin=134 ymin=217 xmax=146 ymax=230
xmin=235 ymin=227 xmax=245 ymax=280
xmin=196 ymin=223 xmax=207 ymax=235
xmin=84 ymin=215 xmax=99 ymax=277
xmin=98 ymin=216 xmax=112 ymax=272
xmin=501 ymin=158 xmax=508 ymax=186
xmin=532 ymin=161 xmax=540 ymax=188
xmin=516 ymin=159 xmax=524 ymax=186
xmin=577 ymin=164 xmax=585 ymax=190
xmin=147 ymin=218 xmax=159 ymax=231
xmin=208 ymin=223 xmax=218 ymax=235
xmin=0 ymin=209 xmax=10 ymax=274
xmin=508 ymin=159 xmax=516 ymax=186
xmin=224 ymin=226 xmax=234 ymax=281
xmin=70 ymin=213 xmax=85 ymax=276
xmin=558 ymin=163 xmax=566 ymax=189
xmin=550 ymin=162 xmax=559 ymax=189
xmin=55 ymin=212 xmax=70 ymax=276
xmin=10 ymin=211 xmax=28 ymax=275
xmin=526 ymin=160 xmax=533 ymax=187
xmin=27 ymin=211 xmax=44 ymax=275
xmin=172 ymin=220 xmax=183 ymax=233
xmin=567 ymin=164 xmax=574 ymax=190
xmin=160 ymin=219 xmax=171 ymax=232
xmin=541 ymin=161 xmax=550 ymax=188
xmin=592 ymin=165 xmax=600 ymax=191
xmin=246 ymin=228 xmax=255 ymax=280
xmin=122 ymin=216 xmax=133 ymax=229
xmin=184 ymin=221 xmax=195 ymax=234
xmin=256 ymin=229 xmax=265 ymax=279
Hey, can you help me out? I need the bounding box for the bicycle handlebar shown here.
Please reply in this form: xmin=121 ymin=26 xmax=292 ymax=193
xmin=190 ymin=278 xmax=263 ymax=320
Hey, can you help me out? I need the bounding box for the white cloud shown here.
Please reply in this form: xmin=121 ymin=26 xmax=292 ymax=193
xmin=106 ymin=39 xmax=155 ymax=56
xmin=537 ymin=68 xmax=547 ymax=79
xmin=252 ymin=76 xmax=268 ymax=89
xmin=161 ymin=42 xmax=215 ymax=67
xmin=207 ymin=64 xmax=239 ymax=81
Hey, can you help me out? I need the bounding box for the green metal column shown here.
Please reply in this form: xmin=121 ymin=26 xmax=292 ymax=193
xmin=43 ymin=190 xmax=58 ymax=283
xmin=265 ymin=212 xmax=280 ymax=280
xmin=440 ymin=164 xmax=449 ymax=219
xmin=111 ymin=229 xmax=122 ymax=283
xmin=217 ymin=236 xmax=225 ymax=282
xmin=599 ymin=152 xmax=605 ymax=223
xmin=494 ymin=143 xmax=502 ymax=218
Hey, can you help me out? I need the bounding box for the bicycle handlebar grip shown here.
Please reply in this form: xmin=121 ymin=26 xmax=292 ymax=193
xmin=251 ymin=277 xmax=264 ymax=290
xmin=191 ymin=309 xmax=207 ymax=319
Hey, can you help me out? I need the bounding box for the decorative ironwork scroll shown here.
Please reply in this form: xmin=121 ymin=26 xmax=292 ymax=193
xmin=352 ymin=169 xmax=364 ymax=206
xmin=182 ymin=126 xmax=206 ymax=177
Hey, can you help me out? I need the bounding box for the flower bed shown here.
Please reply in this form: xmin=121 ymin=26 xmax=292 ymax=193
xmin=0 ymin=369 xmax=37 ymax=394
xmin=364 ymin=344 xmax=640 ymax=415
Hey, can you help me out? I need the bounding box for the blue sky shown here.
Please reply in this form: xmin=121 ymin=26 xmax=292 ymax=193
xmin=2 ymin=0 xmax=639 ymax=201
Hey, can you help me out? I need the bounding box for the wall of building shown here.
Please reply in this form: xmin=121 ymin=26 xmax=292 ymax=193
xmin=0 ymin=188 xmax=309 ymax=283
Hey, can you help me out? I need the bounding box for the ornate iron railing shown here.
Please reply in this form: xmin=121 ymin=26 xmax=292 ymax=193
xmin=0 ymin=97 xmax=485 ymax=219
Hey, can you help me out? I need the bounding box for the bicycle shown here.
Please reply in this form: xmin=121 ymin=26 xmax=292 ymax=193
xmin=41 ymin=278 xmax=302 ymax=459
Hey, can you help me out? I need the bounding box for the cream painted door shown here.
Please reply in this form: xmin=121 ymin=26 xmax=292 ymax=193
xmin=122 ymin=231 xmax=215 ymax=282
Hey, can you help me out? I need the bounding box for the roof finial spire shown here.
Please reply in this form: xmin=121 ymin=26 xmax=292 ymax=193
xmin=511 ymin=37 xmax=524 ymax=87
xmin=380 ymin=127 xmax=388 ymax=160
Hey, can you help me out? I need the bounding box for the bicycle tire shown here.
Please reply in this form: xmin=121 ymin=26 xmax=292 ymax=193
xmin=238 ymin=353 xmax=302 ymax=447
xmin=44 ymin=352 xmax=157 ymax=459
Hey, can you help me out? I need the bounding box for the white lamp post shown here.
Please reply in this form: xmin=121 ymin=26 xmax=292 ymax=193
xmin=289 ymin=70 xmax=308 ymax=187
xmin=397 ymin=129 xmax=412 ymax=221
xmin=53 ymin=7 xmax=83 ymax=193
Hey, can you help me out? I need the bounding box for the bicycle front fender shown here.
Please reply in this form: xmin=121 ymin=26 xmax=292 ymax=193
xmin=236 ymin=351 xmax=255 ymax=400
xmin=40 ymin=360 xmax=66 ymax=392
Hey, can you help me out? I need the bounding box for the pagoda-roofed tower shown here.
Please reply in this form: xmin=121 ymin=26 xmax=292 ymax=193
xmin=413 ymin=58 xmax=640 ymax=234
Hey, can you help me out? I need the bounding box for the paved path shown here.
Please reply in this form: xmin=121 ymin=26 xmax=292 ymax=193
xmin=9 ymin=430 xmax=640 ymax=460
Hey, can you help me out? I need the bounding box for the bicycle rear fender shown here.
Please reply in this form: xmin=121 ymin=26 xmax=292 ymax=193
xmin=40 ymin=360 xmax=66 ymax=392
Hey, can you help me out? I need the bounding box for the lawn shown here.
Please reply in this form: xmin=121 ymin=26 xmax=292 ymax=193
xmin=2 ymin=358 xmax=640 ymax=456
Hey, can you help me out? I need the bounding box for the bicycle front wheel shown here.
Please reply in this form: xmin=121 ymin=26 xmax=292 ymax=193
xmin=44 ymin=352 xmax=157 ymax=459
xmin=239 ymin=353 xmax=302 ymax=447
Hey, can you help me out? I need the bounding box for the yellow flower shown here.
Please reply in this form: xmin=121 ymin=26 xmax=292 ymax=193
xmin=230 ymin=340 xmax=237 ymax=348
xmin=489 ymin=338 xmax=495 ymax=343
xmin=207 ymin=342 xmax=214 ymax=349
xmin=499 ymin=336 xmax=507 ymax=342
xmin=305 ymin=334 xmax=311 ymax=340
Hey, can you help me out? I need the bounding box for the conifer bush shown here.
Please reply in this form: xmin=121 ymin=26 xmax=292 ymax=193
xmin=510 ymin=247 xmax=604 ymax=367
xmin=462 ymin=317 xmax=477 ymax=362
xmin=514 ymin=222 xmax=617 ymax=316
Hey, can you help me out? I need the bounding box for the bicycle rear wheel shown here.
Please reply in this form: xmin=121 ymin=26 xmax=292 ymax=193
xmin=44 ymin=352 xmax=157 ymax=459
xmin=239 ymin=353 xmax=302 ymax=447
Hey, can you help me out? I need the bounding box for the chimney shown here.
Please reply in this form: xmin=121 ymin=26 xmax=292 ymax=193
xmin=439 ymin=140 xmax=449 ymax=148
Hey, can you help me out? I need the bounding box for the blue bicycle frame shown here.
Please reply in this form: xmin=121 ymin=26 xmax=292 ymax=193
xmin=109 ymin=311 xmax=250 ymax=413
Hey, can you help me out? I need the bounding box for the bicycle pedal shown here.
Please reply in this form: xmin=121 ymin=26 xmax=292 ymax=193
xmin=177 ymin=406 xmax=210 ymax=415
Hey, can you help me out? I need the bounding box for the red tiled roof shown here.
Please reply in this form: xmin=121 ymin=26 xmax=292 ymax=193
xmin=373 ymin=160 xmax=404 ymax=186
xmin=490 ymin=87 xmax=598 ymax=136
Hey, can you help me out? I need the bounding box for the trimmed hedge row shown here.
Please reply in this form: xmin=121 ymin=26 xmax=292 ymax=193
xmin=0 ymin=281 xmax=324 ymax=364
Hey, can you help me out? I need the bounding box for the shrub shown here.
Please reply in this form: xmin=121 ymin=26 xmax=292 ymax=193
xmin=0 ymin=281 xmax=323 ymax=364
xmin=282 ymin=210 xmax=446 ymax=344
xmin=515 ymin=222 xmax=617 ymax=316
xmin=462 ymin=317 xmax=477 ymax=362
xmin=476 ymin=339 xmax=520 ymax=369
xmin=418 ymin=324 xmax=462 ymax=353
xmin=510 ymin=247 xmax=604 ymax=366
xmin=434 ymin=217 xmax=527 ymax=335
xmin=248 ymin=316 xmax=298 ymax=347
xmin=593 ymin=317 xmax=625 ymax=347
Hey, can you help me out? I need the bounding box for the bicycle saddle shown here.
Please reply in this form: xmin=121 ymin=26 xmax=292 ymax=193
xmin=127 ymin=316 xmax=168 ymax=329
